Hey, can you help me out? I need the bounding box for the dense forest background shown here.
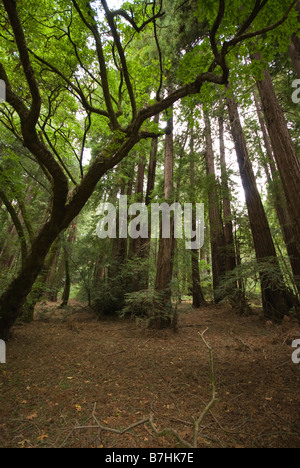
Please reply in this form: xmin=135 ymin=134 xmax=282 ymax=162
xmin=1 ymin=0 xmax=300 ymax=335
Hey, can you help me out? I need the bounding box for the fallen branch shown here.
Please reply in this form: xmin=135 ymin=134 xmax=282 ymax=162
xmin=60 ymin=330 xmax=218 ymax=448
xmin=148 ymin=415 xmax=193 ymax=449
xmin=192 ymin=329 xmax=218 ymax=447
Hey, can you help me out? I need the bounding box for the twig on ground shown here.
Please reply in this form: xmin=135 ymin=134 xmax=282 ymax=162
xmin=59 ymin=330 xmax=218 ymax=448
xmin=99 ymin=349 xmax=127 ymax=357
xmin=148 ymin=415 xmax=193 ymax=449
xmin=192 ymin=329 xmax=218 ymax=447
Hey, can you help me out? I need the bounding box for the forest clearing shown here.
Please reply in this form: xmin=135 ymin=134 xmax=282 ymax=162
xmin=0 ymin=302 xmax=299 ymax=448
xmin=1 ymin=0 xmax=300 ymax=451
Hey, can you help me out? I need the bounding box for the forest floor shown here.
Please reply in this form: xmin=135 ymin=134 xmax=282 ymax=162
xmin=0 ymin=301 xmax=299 ymax=448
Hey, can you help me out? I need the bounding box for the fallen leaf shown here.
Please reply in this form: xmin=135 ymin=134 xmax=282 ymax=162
xmin=26 ymin=412 xmax=38 ymax=420
xmin=37 ymin=433 xmax=49 ymax=441
xmin=18 ymin=439 xmax=30 ymax=448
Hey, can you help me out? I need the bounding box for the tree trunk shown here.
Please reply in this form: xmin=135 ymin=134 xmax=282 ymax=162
xmin=226 ymin=87 xmax=294 ymax=321
xmin=153 ymin=111 xmax=176 ymax=328
xmin=219 ymin=115 xmax=237 ymax=275
xmin=288 ymin=1 xmax=300 ymax=78
xmin=145 ymin=114 xmax=160 ymax=207
xmin=253 ymin=55 xmax=300 ymax=260
xmin=60 ymin=221 xmax=77 ymax=308
xmin=204 ymin=111 xmax=226 ymax=303
xmin=60 ymin=256 xmax=71 ymax=309
xmin=21 ymin=237 xmax=60 ymax=322
xmin=45 ymin=245 xmax=62 ymax=302
xmin=190 ymin=129 xmax=206 ymax=308
xmin=128 ymin=152 xmax=146 ymax=260
xmin=253 ymin=91 xmax=300 ymax=294
xmin=105 ymin=183 xmax=129 ymax=315
xmin=0 ymin=190 xmax=27 ymax=268
xmin=0 ymin=221 xmax=62 ymax=339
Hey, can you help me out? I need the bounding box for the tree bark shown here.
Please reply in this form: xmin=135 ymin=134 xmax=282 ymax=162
xmin=204 ymin=112 xmax=226 ymax=303
xmin=145 ymin=115 xmax=160 ymax=207
xmin=0 ymin=221 xmax=62 ymax=338
xmin=21 ymin=237 xmax=61 ymax=322
xmin=253 ymin=91 xmax=300 ymax=294
xmin=0 ymin=190 xmax=27 ymax=268
xmin=153 ymin=111 xmax=176 ymax=328
xmin=253 ymin=56 xmax=300 ymax=260
xmin=288 ymin=1 xmax=300 ymax=78
xmin=190 ymin=129 xmax=206 ymax=308
xmin=226 ymin=87 xmax=294 ymax=321
xmin=128 ymin=152 xmax=146 ymax=260
xmin=60 ymin=221 xmax=77 ymax=308
xmin=219 ymin=115 xmax=237 ymax=274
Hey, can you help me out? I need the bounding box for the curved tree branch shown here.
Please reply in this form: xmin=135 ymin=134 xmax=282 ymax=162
xmin=210 ymin=0 xmax=226 ymax=61
xmin=110 ymin=5 xmax=165 ymax=33
xmin=101 ymin=0 xmax=137 ymax=119
xmin=2 ymin=0 xmax=41 ymax=129
xmin=28 ymin=50 xmax=110 ymax=119
xmin=0 ymin=186 xmax=27 ymax=267
xmin=223 ymin=0 xmax=297 ymax=53
xmin=71 ymin=0 xmax=120 ymax=130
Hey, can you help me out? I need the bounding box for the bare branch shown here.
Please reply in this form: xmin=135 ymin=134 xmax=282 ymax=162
xmin=110 ymin=5 xmax=165 ymax=33
xmin=28 ymin=50 xmax=110 ymax=119
xmin=38 ymin=128 xmax=78 ymax=187
xmin=0 ymin=168 xmax=28 ymax=267
xmin=148 ymin=415 xmax=193 ymax=449
xmin=0 ymin=62 xmax=69 ymax=212
xmin=210 ymin=0 xmax=226 ymax=60
xmin=194 ymin=329 xmax=218 ymax=447
xmin=101 ymin=0 xmax=137 ymax=119
xmin=70 ymin=0 xmax=119 ymax=130
xmin=235 ymin=0 xmax=269 ymax=38
xmin=223 ymin=0 xmax=297 ymax=53
xmin=59 ymin=331 xmax=217 ymax=449
xmin=79 ymin=112 xmax=92 ymax=179
xmin=0 ymin=62 xmax=30 ymax=121
xmin=153 ymin=1 xmax=164 ymax=101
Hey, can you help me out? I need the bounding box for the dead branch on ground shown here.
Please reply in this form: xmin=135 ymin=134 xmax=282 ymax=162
xmin=59 ymin=330 xmax=218 ymax=448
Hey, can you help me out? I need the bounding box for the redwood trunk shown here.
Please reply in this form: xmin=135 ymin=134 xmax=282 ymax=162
xmin=204 ymin=112 xmax=226 ymax=302
xmin=254 ymin=57 xmax=300 ymax=259
xmin=253 ymin=91 xmax=300 ymax=293
xmin=226 ymin=88 xmax=294 ymax=321
xmin=219 ymin=115 xmax=237 ymax=274
xmin=288 ymin=1 xmax=300 ymax=78
xmin=190 ymin=130 xmax=206 ymax=308
xmin=154 ymin=112 xmax=176 ymax=328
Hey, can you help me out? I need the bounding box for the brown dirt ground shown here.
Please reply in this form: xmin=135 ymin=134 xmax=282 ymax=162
xmin=0 ymin=301 xmax=299 ymax=448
